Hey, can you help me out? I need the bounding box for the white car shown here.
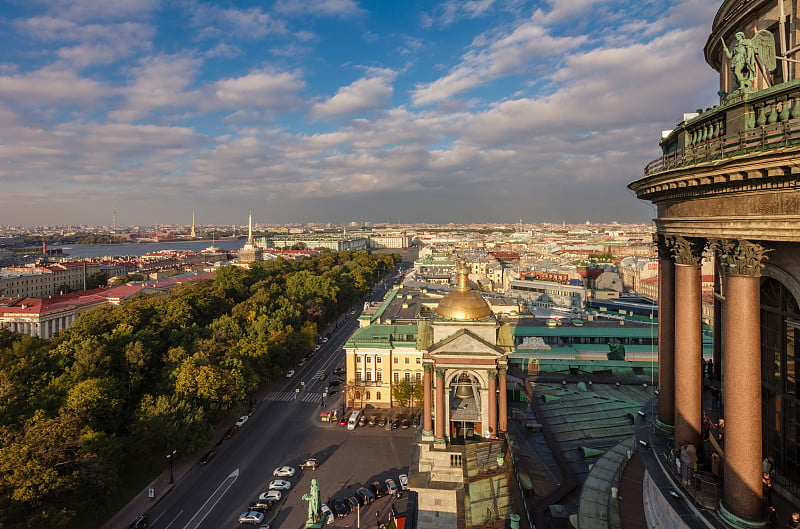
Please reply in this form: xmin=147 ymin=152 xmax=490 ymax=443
xmin=398 ymin=473 xmax=409 ymax=491
xmin=286 ymin=370 xmax=295 ymax=378
xmin=273 ymin=466 xmax=296 ymax=477
xmin=321 ymin=503 xmax=335 ymax=524
xmin=259 ymin=490 xmax=282 ymax=502
xmin=239 ymin=510 xmax=264 ymax=524
xmin=268 ymin=479 xmax=292 ymax=491
xmin=235 ymin=415 xmax=249 ymax=427
xmin=385 ymin=478 xmax=398 ymax=495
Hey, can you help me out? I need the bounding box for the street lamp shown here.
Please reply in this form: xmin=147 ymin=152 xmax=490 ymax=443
xmin=167 ymin=449 xmax=177 ymax=484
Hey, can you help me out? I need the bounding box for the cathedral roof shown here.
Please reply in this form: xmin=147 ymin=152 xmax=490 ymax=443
xmin=435 ymin=262 xmax=493 ymax=321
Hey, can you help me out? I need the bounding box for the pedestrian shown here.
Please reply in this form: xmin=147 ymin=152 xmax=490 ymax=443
xmin=717 ymin=418 xmax=725 ymax=441
xmin=763 ymin=472 xmax=775 ymax=512
xmin=787 ymin=512 xmax=800 ymax=529
xmin=703 ymin=413 xmax=713 ymax=440
xmin=680 ymin=442 xmax=693 ymax=486
xmin=710 ymin=385 xmax=721 ymax=411
xmin=764 ymin=456 xmax=776 ymax=478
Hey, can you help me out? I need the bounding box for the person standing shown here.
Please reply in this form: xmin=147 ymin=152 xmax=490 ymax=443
xmin=763 ymin=471 xmax=775 ymax=512
xmin=680 ymin=443 xmax=693 ymax=486
xmin=787 ymin=512 xmax=800 ymax=529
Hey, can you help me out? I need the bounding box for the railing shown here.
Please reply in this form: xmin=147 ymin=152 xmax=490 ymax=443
xmin=644 ymin=85 xmax=800 ymax=176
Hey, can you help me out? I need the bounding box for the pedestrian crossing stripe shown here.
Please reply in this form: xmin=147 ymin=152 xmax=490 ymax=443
xmin=265 ymin=391 xmax=321 ymax=402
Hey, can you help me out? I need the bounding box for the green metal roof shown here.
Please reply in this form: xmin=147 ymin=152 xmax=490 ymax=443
xmin=345 ymin=324 xmax=419 ymax=349
xmin=513 ymin=325 xmax=657 ymax=338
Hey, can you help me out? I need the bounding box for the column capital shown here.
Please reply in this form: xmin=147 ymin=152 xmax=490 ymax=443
xmin=654 ymin=233 xmax=675 ymax=260
xmin=498 ymin=366 xmax=508 ymax=376
xmin=435 ymin=368 xmax=446 ymax=378
xmin=423 ymin=363 xmax=434 ymax=373
xmin=710 ymin=239 xmax=770 ymax=276
xmin=672 ymin=235 xmax=706 ymax=266
xmin=487 ymin=369 xmax=498 ymax=379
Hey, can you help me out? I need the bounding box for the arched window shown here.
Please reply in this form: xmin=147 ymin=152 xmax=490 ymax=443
xmin=376 ymin=391 xmax=381 ymax=400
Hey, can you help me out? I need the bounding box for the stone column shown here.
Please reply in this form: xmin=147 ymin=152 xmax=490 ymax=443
xmin=716 ymin=240 xmax=768 ymax=527
xmin=672 ymin=236 xmax=704 ymax=451
xmin=487 ymin=370 xmax=497 ymax=438
xmin=434 ymin=368 xmax=446 ymax=442
xmin=656 ymin=235 xmax=676 ymax=431
xmin=423 ymin=364 xmax=433 ymax=437
xmin=498 ymin=366 xmax=508 ymax=434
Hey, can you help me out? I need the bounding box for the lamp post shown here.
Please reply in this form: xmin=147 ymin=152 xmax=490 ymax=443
xmin=167 ymin=449 xmax=177 ymax=484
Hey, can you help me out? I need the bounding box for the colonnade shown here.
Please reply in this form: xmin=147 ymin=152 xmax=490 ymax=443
xmin=421 ymin=363 xmax=508 ymax=442
xmin=656 ymin=235 xmax=768 ymax=526
xmin=1 ymin=313 xmax=76 ymax=339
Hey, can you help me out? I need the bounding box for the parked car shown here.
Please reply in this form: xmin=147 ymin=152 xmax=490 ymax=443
xmin=400 ymin=418 xmax=410 ymax=429
xmin=370 ymin=480 xmax=387 ymax=498
xmin=251 ymin=498 xmax=276 ymax=510
xmin=239 ymin=511 xmax=264 ymax=524
xmin=127 ymin=515 xmax=149 ymax=529
xmin=345 ymin=496 xmax=360 ymax=510
xmin=259 ymin=490 xmax=282 ymax=502
xmin=385 ymin=478 xmax=398 ymax=496
xmin=334 ymin=367 xmax=345 ymax=375
xmin=299 ymin=458 xmax=319 ymax=470
xmin=356 ymin=487 xmax=375 ymax=504
xmin=257 ymin=524 xmax=271 ymax=529
xmin=338 ymin=415 xmax=347 ymax=426
xmin=235 ymin=415 xmax=249 ymax=427
xmin=223 ymin=425 xmax=239 ymax=439
xmin=331 ymin=498 xmax=349 ymax=517
xmin=368 ymin=415 xmax=377 ymax=426
xmin=268 ymin=479 xmax=292 ymax=491
xmin=321 ymin=503 xmax=335 ymax=524
xmin=273 ymin=466 xmax=296 ymax=477
xmin=412 ymin=414 xmax=421 ymax=428
xmin=391 ymin=419 xmax=400 ymax=430
xmin=199 ymin=450 xmax=217 ymax=465
xmin=398 ymin=474 xmax=409 ymax=491
xmin=328 ymin=379 xmax=341 ymax=386
xmin=358 ymin=415 xmax=367 ymax=427
xmin=377 ymin=417 xmax=387 ymax=427
xmin=286 ymin=370 xmax=295 ymax=378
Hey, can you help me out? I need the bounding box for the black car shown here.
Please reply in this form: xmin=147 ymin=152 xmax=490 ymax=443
xmin=331 ymin=498 xmax=349 ymax=518
xmin=391 ymin=419 xmax=400 ymax=430
xmin=328 ymin=379 xmax=341 ymax=387
xmin=199 ymin=450 xmax=217 ymax=465
xmin=370 ymin=480 xmax=387 ymax=498
xmin=345 ymin=496 xmax=360 ymax=511
xmin=412 ymin=414 xmax=421 ymax=428
xmin=356 ymin=487 xmax=375 ymax=505
xmin=128 ymin=515 xmax=149 ymax=529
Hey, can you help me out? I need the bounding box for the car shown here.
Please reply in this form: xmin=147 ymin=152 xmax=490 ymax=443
xmin=251 ymin=498 xmax=276 ymax=510
xmin=412 ymin=414 xmax=421 ymax=428
xmin=350 ymin=309 xmax=356 ymax=315
xmin=322 ymin=337 xmax=329 ymax=343
xmin=370 ymin=480 xmax=387 ymax=498
xmin=298 ymin=358 xmax=307 ymax=367
xmin=235 ymin=415 xmax=249 ymax=427
xmin=259 ymin=490 xmax=282 ymax=502
xmin=331 ymin=498 xmax=349 ymax=517
xmin=273 ymin=466 xmax=296 ymax=477
xmin=321 ymin=504 xmax=335 ymax=524
xmin=258 ymin=524 xmax=271 ymax=529
xmin=368 ymin=415 xmax=377 ymax=426
xmin=286 ymin=370 xmax=295 ymax=378
xmin=334 ymin=367 xmax=345 ymax=375
xmin=398 ymin=474 xmax=409 ymax=491
xmin=223 ymin=425 xmax=239 ymax=439
xmin=299 ymin=458 xmax=319 ymax=470
xmin=319 ymin=373 xmax=328 ymax=381
xmin=391 ymin=419 xmax=400 ymax=430
xmin=345 ymin=496 xmax=360 ymax=510
xmin=338 ymin=416 xmax=347 ymax=426
xmin=385 ymin=478 xmax=398 ymax=496
xmin=268 ymin=479 xmax=292 ymax=491
xmin=358 ymin=415 xmax=367 ymax=427
xmin=377 ymin=417 xmax=387 ymax=427
xmin=314 ymin=344 xmax=321 ymax=351
xmin=356 ymin=487 xmax=375 ymax=504
xmin=328 ymin=379 xmax=341 ymax=387
xmin=199 ymin=450 xmax=217 ymax=465
xmin=401 ymin=418 xmax=410 ymax=429
xmin=239 ymin=511 xmax=265 ymax=524
xmin=127 ymin=515 xmax=149 ymax=529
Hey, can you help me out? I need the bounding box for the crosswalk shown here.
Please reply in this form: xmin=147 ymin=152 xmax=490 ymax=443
xmin=266 ymin=391 xmax=322 ymax=403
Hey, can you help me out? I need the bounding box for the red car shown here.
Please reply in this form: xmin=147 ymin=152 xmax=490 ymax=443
xmin=223 ymin=425 xmax=238 ymax=439
xmin=338 ymin=416 xmax=347 ymax=426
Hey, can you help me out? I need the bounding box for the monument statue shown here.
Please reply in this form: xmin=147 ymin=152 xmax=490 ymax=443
xmin=301 ymin=478 xmax=321 ymax=526
xmin=720 ymin=30 xmax=776 ymax=92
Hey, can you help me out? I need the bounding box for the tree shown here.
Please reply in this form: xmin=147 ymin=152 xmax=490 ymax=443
xmin=392 ymin=378 xmax=414 ymax=407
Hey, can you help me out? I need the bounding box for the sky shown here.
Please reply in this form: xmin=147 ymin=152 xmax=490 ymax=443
xmin=0 ymin=0 xmax=721 ymax=227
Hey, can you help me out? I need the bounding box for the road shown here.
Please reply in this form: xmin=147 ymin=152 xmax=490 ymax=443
xmin=143 ymin=277 xmax=412 ymax=529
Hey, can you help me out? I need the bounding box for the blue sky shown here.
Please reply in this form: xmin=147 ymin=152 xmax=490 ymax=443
xmin=0 ymin=0 xmax=720 ymax=226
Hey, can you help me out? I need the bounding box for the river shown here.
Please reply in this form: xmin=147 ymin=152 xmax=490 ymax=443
xmin=50 ymin=239 xmax=246 ymax=259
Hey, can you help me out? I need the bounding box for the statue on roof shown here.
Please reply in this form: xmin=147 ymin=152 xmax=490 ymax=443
xmin=721 ymin=30 xmax=776 ymax=92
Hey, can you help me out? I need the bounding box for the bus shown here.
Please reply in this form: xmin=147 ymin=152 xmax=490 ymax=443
xmin=347 ymin=410 xmax=361 ymax=430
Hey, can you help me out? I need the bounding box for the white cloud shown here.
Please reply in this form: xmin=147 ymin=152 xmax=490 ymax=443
xmin=188 ymin=4 xmax=287 ymax=40
xmin=32 ymin=0 xmax=160 ymax=23
xmin=273 ymin=0 xmax=364 ymax=18
xmin=212 ymin=69 xmax=305 ymax=112
xmin=311 ymin=70 xmax=396 ymax=119
xmin=0 ymin=68 xmax=110 ymax=106
xmin=422 ymin=0 xmax=497 ymax=28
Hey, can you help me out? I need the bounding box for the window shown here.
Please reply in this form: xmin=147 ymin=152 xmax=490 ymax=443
xmin=366 ymin=356 xmax=372 ymax=364
xmin=394 ymin=372 xmax=400 ymax=383
xmin=376 ymin=371 xmax=382 ymax=382
xmin=366 ymin=372 xmax=372 ymax=382
xmin=356 ymin=356 xmax=362 ymax=363
xmin=404 ymin=372 xmax=411 ymax=382
xmin=376 ymin=357 xmax=382 ymax=364
xmin=416 ymin=358 xmax=421 ymax=364
xmin=405 ymin=357 xmax=410 ymax=364
xmin=366 ymin=391 xmax=371 ymax=400
xmin=416 ymin=372 xmax=422 ymax=384
xmin=394 ymin=357 xmax=399 ymax=364
xmin=356 ymin=372 xmax=362 ymax=382
xmin=376 ymin=391 xmax=381 ymax=400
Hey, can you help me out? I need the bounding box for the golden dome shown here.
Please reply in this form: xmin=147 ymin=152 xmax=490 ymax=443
xmin=435 ymin=262 xmax=493 ymax=320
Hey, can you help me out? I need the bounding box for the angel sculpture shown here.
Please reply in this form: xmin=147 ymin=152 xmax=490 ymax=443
xmin=721 ymin=30 xmax=776 ymax=92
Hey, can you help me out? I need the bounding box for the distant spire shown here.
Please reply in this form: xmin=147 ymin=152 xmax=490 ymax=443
xmin=190 ymin=211 xmax=196 ymax=239
xmin=247 ymin=211 xmax=253 ymax=243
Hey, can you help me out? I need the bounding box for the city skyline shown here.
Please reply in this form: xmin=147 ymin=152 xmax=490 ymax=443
xmin=1 ymin=0 xmax=718 ymax=226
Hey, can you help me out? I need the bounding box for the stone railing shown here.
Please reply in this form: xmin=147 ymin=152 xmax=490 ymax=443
xmin=644 ymin=84 xmax=800 ymax=176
